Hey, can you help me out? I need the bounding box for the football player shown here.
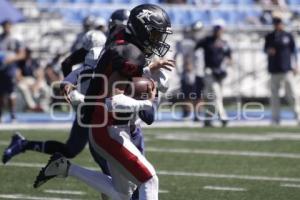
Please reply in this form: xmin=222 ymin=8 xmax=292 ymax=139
xmin=34 ymin=4 xmax=173 ymax=200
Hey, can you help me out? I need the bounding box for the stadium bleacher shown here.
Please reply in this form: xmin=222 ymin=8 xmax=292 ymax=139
xmin=33 ymin=0 xmax=268 ymax=26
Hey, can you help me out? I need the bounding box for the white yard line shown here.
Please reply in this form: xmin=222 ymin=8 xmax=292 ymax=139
xmin=0 ymin=141 xmax=9 ymax=146
xmin=280 ymin=183 xmax=300 ymax=188
xmin=0 ymin=194 xmax=80 ymax=200
xmin=203 ymin=186 xmax=246 ymax=192
xmin=155 ymin=132 xmax=300 ymax=142
xmin=4 ymin=161 xmax=300 ymax=183
xmin=159 ymin=190 xmax=169 ymax=193
xmin=146 ymin=147 xmax=300 ymax=159
xmin=0 ymin=120 xmax=298 ymax=130
xmin=158 ymin=170 xmax=300 ymax=183
xmin=1 ymin=139 xmax=299 ymax=159
xmin=44 ymin=190 xmax=85 ymax=195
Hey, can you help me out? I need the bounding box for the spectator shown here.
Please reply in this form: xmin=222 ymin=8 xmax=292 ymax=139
xmin=195 ymin=20 xmax=232 ymax=127
xmin=16 ymin=48 xmax=49 ymax=112
xmin=0 ymin=20 xmax=26 ymax=122
xmin=70 ymin=16 xmax=95 ymax=52
xmin=264 ymin=17 xmax=300 ymax=125
xmin=175 ymin=21 xmax=205 ymax=121
xmin=44 ymin=53 xmax=64 ymax=106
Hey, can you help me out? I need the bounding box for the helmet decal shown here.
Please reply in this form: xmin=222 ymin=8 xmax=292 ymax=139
xmin=136 ymin=9 xmax=163 ymax=25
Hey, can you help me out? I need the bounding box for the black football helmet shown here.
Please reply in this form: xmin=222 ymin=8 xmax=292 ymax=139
xmin=109 ymin=9 xmax=130 ymax=31
xmin=127 ymin=4 xmax=172 ymax=57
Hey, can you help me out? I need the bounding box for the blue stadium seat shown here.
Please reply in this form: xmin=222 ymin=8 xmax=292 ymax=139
xmin=222 ymin=11 xmax=239 ymax=25
xmin=130 ymin=0 xmax=149 ymax=4
xmin=37 ymin=0 xmax=57 ymax=3
xmin=145 ymin=0 xmax=159 ymax=3
xmin=62 ymin=9 xmax=82 ymax=23
xmin=89 ymin=8 xmax=114 ymax=20
xmin=209 ymin=10 xmax=227 ymax=24
xmin=236 ymin=0 xmax=254 ymax=5
xmin=91 ymin=0 xmax=111 ymax=3
xmin=111 ymin=0 xmax=130 ymax=3
xmin=219 ymin=0 xmax=237 ymax=4
xmin=167 ymin=9 xmax=190 ymax=26
xmin=189 ymin=10 xmax=210 ymax=25
xmin=244 ymin=9 xmax=261 ymax=18
xmin=70 ymin=0 xmax=93 ymax=3
xmin=288 ymin=0 xmax=300 ymax=4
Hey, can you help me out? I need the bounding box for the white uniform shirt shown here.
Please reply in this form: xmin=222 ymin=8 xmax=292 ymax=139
xmin=82 ymin=30 xmax=106 ymax=68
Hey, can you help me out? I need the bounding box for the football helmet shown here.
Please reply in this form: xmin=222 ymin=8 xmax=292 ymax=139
xmin=127 ymin=4 xmax=172 ymax=57
xmin=83 ymin=16 xmax=95 ymax=31
xmin=108 ymin=9 xmax=130 ymax=31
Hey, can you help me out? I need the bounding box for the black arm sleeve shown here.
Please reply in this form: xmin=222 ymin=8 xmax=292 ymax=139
xmin=110 ymin=43 xmax=146 ymax=78
xmin=195 ymin=38 xmax=206 ymax=50
xmin=61 ymin=48 xmax=88 ymax=77
xmin=138 ymin=106 xmax=155 ymax=125
xmin=264 ymin=34 xmax=271 ymax=53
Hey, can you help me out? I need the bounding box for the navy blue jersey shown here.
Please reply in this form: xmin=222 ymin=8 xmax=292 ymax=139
xmin=61 ymin=48 xmax=88 ymax=77
xmin=264 ymin=30 xmax=297 ymax=74
xmin=195 ymin=36 xmax=231 ymax=69
xmin=63 ymin=66 xmax=94 ymax=95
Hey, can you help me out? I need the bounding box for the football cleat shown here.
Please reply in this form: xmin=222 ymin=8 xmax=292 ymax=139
xmin=2 ymin=132 xmax=27 ymax=164
xmin=221 ymin=119 xmax=228 ymax=127
xmin=33 ymin=153 xmax=70 ymax=188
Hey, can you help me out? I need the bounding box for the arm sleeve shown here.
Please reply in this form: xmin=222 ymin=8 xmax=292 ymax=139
xmin=105 ymin=94 xmax=153 ymax=113
xmin=138 ymin=106 xmax=155 ymax=125
xmin=264 ymin=35 xmax=270 ymax=53
xmin=62 ymin=67 xmax=83 ymax=85
xmin=111 ymin=44 xmax=146 ymax=78
xmin=224 ymin=43 xmax=232 ymax=59
xmin=195 ymin=38 xmax=205 ymax=50
xmin=61 ymin=48 xmax=88 ymax=77
xmin=290 ymin=34 xmax=297 ymax=54
xmin=290 ymin=34 xmax=298 ymax=67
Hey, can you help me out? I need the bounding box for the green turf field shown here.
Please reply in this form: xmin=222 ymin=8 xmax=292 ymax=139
xmin=1 ymin=127 xmax=300 ymax=200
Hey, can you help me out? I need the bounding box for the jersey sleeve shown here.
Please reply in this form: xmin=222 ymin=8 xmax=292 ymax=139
xmin=82 ymin=30 xmax=107 ymax=51
xmin=63 ymin=67 xmax=82 ymax=85
xmin=195 ymin=38 xmax=206 ymax=50
xmin=223 ymin=42 xmax=232 ymax=59
xmin=61 ymin=48 xmax=88 ymax=77
xmin=110 ymin=43 xmax=146 ymax=78
xmin=264 ymin=34 xmax=272 ymax=53
xmin=105 ymin=94 xmax=153 ymax=113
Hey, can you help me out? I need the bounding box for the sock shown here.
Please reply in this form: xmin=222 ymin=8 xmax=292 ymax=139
xmin=68 ymin=163 xmax=124 ymax=200
xmin=139 ymin=175 xmax=159 ymax=200
xmin=24 ymin=141 xmax=45 ymax=152
xmin=25 ymin=140 xmax=67 ymax=155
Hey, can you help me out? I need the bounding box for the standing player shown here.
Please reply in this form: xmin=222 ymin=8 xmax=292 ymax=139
xmin=264 ymin=17 xmax=300 ymax=125
xmin=195 ymin=20 xmax=232 ymax=127
xmin=0 ymin=20 xmax=26 ymax=123
xmin=175 ymin=21 xmax=204 ymax=121
xmin=34 ymin=4 xmax=173 ymax=200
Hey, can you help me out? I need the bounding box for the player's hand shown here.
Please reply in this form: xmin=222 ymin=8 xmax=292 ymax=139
xmin=267 ymin=48 xmax=276 ymax=56
xmin=147 ymin=80 xmax=157 ymax=102
xmin=293 ymin=67 xmax=299 ymax=75
xmin=63 ymin=83 xmax=76 ymax=104
xmin=149 ymin=59 xmax=175 ymax=73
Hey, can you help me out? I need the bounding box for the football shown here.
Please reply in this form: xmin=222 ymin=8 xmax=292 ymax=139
xmin=126 ymin=77 xmax=154 ymax=100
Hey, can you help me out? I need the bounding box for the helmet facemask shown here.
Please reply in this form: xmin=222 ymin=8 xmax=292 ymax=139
xmin=144 ymin=26 xmax=172 ymax=57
